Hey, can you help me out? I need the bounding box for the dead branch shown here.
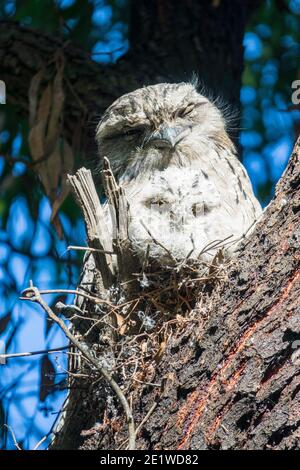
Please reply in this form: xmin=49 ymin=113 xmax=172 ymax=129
xmin=20 ymin=282 xmax=136 ymax=450
xmin=0 ymin=346 xmax=68 ymax=361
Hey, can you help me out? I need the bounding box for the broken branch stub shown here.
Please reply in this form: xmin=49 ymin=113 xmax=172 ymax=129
xmin=67 ymin=167 xmax=114 ymax=288
xmin=102 ymin=157 xmax=141 ymax=291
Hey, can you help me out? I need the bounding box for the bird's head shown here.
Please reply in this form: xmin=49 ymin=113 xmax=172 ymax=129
xmin=96 ymin=82 xmax=234 ymax=182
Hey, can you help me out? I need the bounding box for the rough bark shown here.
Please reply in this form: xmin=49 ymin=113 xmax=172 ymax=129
xmin=51 ymin=138 xmax=300 ymax=451
xmin=0 ymin=0 xmax=261 ymax=158
xmin=132 ymin=142 xmax=300 ymax=451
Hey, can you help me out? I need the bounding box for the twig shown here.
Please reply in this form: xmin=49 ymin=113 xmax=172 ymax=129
xmin=131 ymin=378 xmax=161 ymax=387
xmin=120 ymin=401 xmax=158 ymax=450
xmin=198 ymin=234 xmax=234 ymax=257
xmin=140 ymin=220 xmax=177 ymax=263
xmin=0 ymin=346 xmax=68 ymax=361
xmin=20 ymin=283 xmax=136 ymax=450
xmin=232 ymin=212 xmax=265 ymax=251
xmin=32 ymin=288 xmax=113 ymax=306
xmin=3 ymin=425 xmax=22 ymax=450
xmin=33 ymin=435 xmax=47 ymax=450
xmin=67 ymin=245 xmax=115 ymax=255
xmin=135 ymin=401 xmax=158 ymax=437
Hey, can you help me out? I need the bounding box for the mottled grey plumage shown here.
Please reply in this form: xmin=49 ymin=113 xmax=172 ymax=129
xmin=96 ymin=82 xmax=262 ymax=263
xmin=125 ymin=166 xmax=261 ymax=263
xmin=96 ymin=82 xmax=233 ymax=183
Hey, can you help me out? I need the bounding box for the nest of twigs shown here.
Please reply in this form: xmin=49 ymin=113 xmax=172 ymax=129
xmin=108 ymin=251 xmax=230 ymax=389
xmin=51 ymin=162 xmax=232 ymax=449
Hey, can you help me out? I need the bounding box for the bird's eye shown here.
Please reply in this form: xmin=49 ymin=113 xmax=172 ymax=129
xmin=177 ymin=101 xmax=207 ymax=118
xmin=177 ymin=104 xmax=195 ymax=118
xmin=124 ymin=126 xmax=144 ymax=137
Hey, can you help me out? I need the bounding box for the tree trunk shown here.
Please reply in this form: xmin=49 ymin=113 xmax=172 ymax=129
xmin=131 ymin=140 xmax=300 ymax=451
xmin=70 ymin=137 xmax=299 ymax=451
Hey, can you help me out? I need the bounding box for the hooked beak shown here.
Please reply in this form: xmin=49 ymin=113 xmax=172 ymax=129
xmin=148 ymin=125 xmax=186 ymax=149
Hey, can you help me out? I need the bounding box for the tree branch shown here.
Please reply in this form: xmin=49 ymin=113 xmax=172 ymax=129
xmin=0 ymin=346 xmax=68 ymax=361
xmin=20 ymin=283 xmax=136 ymax=450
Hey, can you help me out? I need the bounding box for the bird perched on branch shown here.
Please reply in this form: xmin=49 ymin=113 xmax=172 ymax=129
xmin=96 ymin=82 xmax=262 ymax=263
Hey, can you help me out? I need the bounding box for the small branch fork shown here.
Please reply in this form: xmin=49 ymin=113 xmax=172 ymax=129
xmin=20 ymin=282 xmax=136 ymax=450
